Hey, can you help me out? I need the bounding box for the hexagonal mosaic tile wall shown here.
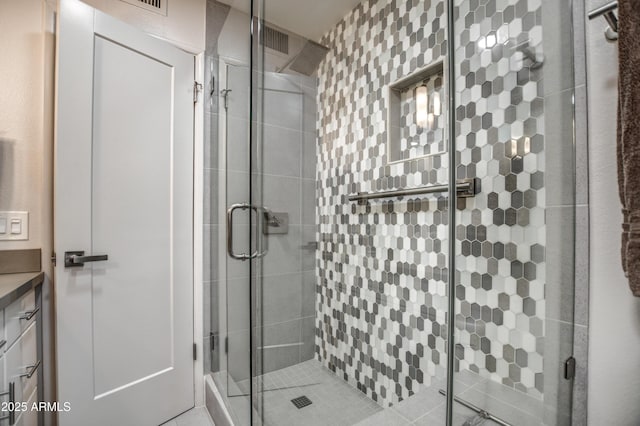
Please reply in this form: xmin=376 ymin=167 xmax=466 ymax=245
xmin=315 ymin=0 xmax=545 ymax=407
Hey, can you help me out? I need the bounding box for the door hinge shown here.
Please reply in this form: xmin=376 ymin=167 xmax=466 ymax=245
xmin=225 ymin=336 xmax=228 ymax=354
xmin=210 ymin=332 xmax=215 ymax=351
xmin=221 ymin=89 xmax=232 ymax=110
xmin=193 ymin=343 xmax=197 ymax=361
xmin=51 ymin=252 xmax=57 ymax=267
xmin=194 ymin=81 xmax=203 ymax=103
xmin=564 ymin=356 xmax=576 ymax=380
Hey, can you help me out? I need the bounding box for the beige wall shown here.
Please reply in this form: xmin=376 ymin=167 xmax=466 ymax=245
xmin=0 ymin=0 xmax=205 ymax=286
xmin=81 ymin=0 xmax=206 ymax=53
xmin=586 ymin=1 xmax=640 ymax=425
xmin=0 ymin=0 xmax=54 ymax=264
xmin=0 ymin=1 xmax=56 ymax=423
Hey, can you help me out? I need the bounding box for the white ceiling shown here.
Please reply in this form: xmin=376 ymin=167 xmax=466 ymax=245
xmin=218 ymin=0 xmax=362 ymax=41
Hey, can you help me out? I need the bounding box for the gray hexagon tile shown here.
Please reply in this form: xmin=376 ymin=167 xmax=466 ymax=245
xmin=315 ymin=0 xmax=546 ymax=407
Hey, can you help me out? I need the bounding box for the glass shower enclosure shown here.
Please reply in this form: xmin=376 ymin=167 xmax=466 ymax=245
xmin=204 ymin=0 xmax=578 ymax=425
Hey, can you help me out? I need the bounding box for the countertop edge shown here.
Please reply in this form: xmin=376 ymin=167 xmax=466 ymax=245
xmin=0 ymin=272 xmax=44 ymax=311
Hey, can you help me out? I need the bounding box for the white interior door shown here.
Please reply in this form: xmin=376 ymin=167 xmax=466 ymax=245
xmin=54 ymin=1 xmax=194 ymax=424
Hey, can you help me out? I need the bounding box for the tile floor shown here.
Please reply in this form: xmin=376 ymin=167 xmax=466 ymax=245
xmin=355 ymin=369 xmax=544 ymax=426
xmin=210 ymin=360 xmax=545 ymax=426
xmin=161 ymin=407 xmax=215 ymax=426
xmin=254 ymin=360 xmax=383 ymax=426
xmin=217 ymin=359 xmax=383 ymax=426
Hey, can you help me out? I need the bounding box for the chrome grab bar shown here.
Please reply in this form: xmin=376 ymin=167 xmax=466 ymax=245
xmin=588 ymin=1 xmax=618 ymax=41
xmin=588 ymin=1 xmax=617 ymax=20
xmin=348 ymin=178 xmax=479 ymax=205
xmin=226 ymin=203 xmax=270 ymax=261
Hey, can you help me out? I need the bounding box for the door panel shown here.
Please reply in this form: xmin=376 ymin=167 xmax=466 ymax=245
xmin=55 ymin=0 xmax=194 ymax=424
xmin=91 ymin=35 xmax=174 ymax=397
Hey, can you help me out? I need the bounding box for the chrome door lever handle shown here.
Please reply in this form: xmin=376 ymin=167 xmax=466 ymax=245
xmin=64 ymin=251 xmax=109 ymax=267
xmin=73 ymin=255 xmax=109 ymax=263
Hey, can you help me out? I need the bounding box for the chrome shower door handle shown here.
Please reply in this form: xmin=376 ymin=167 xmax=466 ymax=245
xmin=64 ymin=251 xmax=109 ymax=267
xmin=252 ymin=206 xmax=271 ymax=259
xmin=226 ymin=203 xmax=270 ymax=261
xmin=227 ymin=203 xmax=252 ymax=261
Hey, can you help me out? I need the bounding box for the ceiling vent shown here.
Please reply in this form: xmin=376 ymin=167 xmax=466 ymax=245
xmin=261 ymin=26 xmax=289 ymax=55
xmin=120 ymin=0 xmax=168 ymax=16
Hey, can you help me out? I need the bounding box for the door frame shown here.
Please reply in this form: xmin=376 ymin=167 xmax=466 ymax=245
xmin=193 ymin=52 xmax=205 ymax=408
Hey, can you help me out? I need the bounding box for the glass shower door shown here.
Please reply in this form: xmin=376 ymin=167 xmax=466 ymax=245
xmin=210 ymin=1 xmax=303 ymax=423
xmin=207 ymin=1 xmax=257 ymax=424
xmin=250 ymin=0 xmax=457 ymax=425
xmin=249 ymin=3 xmax=331 ymax=424
xmin=211 ymin=0 xmax=580 ymax=425
xmin=449 ymin=0 xmax=577 ymax=425
xmin=224 ymin=61 xmax=253 ymax=404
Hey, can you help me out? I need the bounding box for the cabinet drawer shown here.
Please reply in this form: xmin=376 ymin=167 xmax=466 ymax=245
xmin=5 ymin=323 xmax=38 ymax=406
xmin=4 ymin=291 xmax=36 ymax=350
xmin=0 ymin=355 xmax=7 ymax=423
xmin=14 ymin=387 xmax=37 ymax=426
xmin=0 ymin=312 xmax=6 ymax=353
xmin=0 ymin=356 xmax=5 ymax=398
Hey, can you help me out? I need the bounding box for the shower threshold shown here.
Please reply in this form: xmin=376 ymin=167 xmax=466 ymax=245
xmin=226 ymin=382 xmax=322 ymax=398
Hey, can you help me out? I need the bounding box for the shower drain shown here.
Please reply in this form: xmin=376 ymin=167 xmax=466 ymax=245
xmin=291 ymin=396 xmax=312 ymax=409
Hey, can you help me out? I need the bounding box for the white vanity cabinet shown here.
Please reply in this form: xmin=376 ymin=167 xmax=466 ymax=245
xmin=0 ymin=278 xmax=43 ymax=426
xmin=6 ymin=322 xmax=38 ymax=422
xmin=13 ymin=389 xmax=37 ymax=426
xmin=4 ymin=292 xmax=37 ymax=351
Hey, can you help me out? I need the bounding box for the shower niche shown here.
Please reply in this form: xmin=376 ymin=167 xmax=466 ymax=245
xmin=387 ymin=60 xmax=446 ymax=164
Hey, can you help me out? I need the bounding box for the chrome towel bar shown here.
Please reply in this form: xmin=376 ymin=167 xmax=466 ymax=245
xmin=588 ymin=1 xmax=618 ymax=20
xmin=589 ymin=1 xmax=618 ymax=41
xmin=348 ymin=178 xmax=479 ymax=205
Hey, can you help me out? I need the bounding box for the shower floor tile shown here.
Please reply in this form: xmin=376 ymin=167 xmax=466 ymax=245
xmin=212 ymin=361 xmax=542 ymax=426
xmin=249 ymin=360 xmax=384 ymax=426
xmin=357 ymin=369 xmax=544 ymax=426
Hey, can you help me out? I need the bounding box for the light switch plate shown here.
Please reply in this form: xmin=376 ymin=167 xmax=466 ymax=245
xmin=0 ymin=212 xmax=28 ymax=241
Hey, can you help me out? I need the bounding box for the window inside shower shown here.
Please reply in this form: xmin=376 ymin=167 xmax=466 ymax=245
xmin=203 ymin=1 xmax=578 ymax=425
